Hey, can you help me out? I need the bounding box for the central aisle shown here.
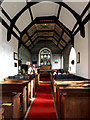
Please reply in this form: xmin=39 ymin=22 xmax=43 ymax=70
xmin=26 ymin=83 xmax=57 ymax=120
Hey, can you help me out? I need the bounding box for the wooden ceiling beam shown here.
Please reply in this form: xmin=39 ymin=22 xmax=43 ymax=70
xmin=57 ymin=4 xmax=62 ymax=19
xmin=23 ymin=32 xmax=33 ymax=46
xmin=72 ymin=22 xmax=78 ymax=34
xmin=7 ymin=2 xmax=37 ymax=41
xmin=27 ymin=35 xmax=62 ymax=50
xmin=1 ymin=7 xmax=11 ymax=22
xmin=0 ymin=17 xmax=20 ymax=41
xmin=81 ymin=2 xmax=90 ymax=18
xmin=1 ymin=7 xmax=21 ymax=36
xmin=22 ymin=16 xmax=56 ymax=35
xmin=56 ymin=20 xmax=72 ymax=37
xmin=73 ymin=13 xmax=90 ymax=37
xmin=29 ymin=30 xmax=61 ymax=39
xmin=83 ymin=13 xmax=90 ymax=25
xmin=72 ymin=2 xmax=90 ymax=35
xmin=58 ymin=2 xmax=85 ymax=38
xmin=57 ymin=31 xmax=64 ymax=45
xmin=3 ymin=2 xmax=88 ymax=42
xmin=30 ymin=40 xmax=62 ymax=52
xmin=26 ymin=1 xmax=33 ymax=21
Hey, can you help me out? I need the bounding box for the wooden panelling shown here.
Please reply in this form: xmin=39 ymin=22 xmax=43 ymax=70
xmin=2 ymin=93 xmax=20 ymax=119
xmin=1 ymin=75 xmax=39 ymax=119
xmin=57 ymin=88 xmax=90 ymax=119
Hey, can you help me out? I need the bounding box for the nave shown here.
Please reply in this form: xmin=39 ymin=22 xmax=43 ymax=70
xmin=0 ymin=1 xmax=90 ymax=120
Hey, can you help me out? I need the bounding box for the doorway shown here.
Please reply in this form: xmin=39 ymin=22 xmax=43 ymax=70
xmin=69 ymin=47 xmax=76 ymax=73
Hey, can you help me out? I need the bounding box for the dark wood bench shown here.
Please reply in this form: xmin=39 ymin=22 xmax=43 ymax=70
xmin=0 ymin=81 xmax=28 ymax=119
xmin=2 ymin=92 xmax=21 ymax=119
xmin=52 ymin=79 xmax=88 ymax=102
xmin=56 ymin=84 xmax=90 ymax=119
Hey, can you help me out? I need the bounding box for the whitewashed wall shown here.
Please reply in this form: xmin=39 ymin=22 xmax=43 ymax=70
xmin=74 ymin=23 xmax=88 ymax=78
xmin=88 ymin=17 xmax=90 ymax=78
xmin=59 ymin=2 xmax=89 ymax=78
xmin=31 ymin=54 xmax=38 ymax=67
xmin=0 ymin=24 xmax=18 ymax=81
xmin=52 ymin=54 xmax=61 ymax=69
xmin=19 ymin=45 xmax=31 ymax=64
xmin=62 ymin=43 xmax=72 ymax=71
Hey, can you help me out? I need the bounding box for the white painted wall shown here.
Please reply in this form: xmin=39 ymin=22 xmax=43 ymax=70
xmin=0 ymin=24 xmax=18 ymax=81
xmin=31 ymin=54 xmax=38 ymax=67
xmin=19 ymin=45 xmax=31 ymax=64
xmin=74 ymin=22 xmax=88 ymax=78
xmin=59 ymin=2 xmax=89 ymax=78
xmin=88 ymin=15 xmax=90 ymax=78
xmin=52 ymin=54 xmax=61 ymax=69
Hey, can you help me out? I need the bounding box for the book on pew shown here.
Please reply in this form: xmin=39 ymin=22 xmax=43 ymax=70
xmin=2 ymin=103 xmax=12 ymax=106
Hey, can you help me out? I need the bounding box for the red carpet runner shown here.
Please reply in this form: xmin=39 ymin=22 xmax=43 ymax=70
xmin=26 ymin=83 xmax=57 ymax=120
xmin=40 ymin=78 xmax=51 ymax=82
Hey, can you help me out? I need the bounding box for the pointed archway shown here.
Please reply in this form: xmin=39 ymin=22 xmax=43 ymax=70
xmin=69 ymin=47 xmax=76 ymax=73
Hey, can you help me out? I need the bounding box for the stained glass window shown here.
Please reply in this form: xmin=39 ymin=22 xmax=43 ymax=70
xmin=40 ymin=49 xmax=51 ymax=65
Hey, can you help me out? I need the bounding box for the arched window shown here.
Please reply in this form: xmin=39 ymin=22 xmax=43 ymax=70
xmin=69 ymin=47 xmax=76 ymax=73
xmin=39 ymin=48 xmax=52 ymax=66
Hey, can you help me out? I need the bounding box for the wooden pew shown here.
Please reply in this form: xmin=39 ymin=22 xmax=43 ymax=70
xmin=4 ymin=76 xmax=36 ymax=104
xmin=0 ymin=107 xmax=4 ymax=120
xmin=2 ymin=92 xmax=20 ymax=119
xmin=35 ymin=74 xmax=39 ymax=92
xmin=53 ymin=80 xmax=87 ymax=102
xmin=0 ymin=81 xmax=29 ymax=119
xmin=56 ymin=84 xmax=90 ymax=119
xmin=53 ymin=78 xmax=89 ymax=102
xmin=1 ymin=74 xmax=39 ymax=119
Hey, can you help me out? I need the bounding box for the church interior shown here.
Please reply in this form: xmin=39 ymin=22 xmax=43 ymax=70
xmin=0 ymin=0 xmax=90 ymax=119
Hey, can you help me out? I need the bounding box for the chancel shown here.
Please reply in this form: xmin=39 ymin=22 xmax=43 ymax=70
xmin=0 ymin=0 xmax=90 ymax=120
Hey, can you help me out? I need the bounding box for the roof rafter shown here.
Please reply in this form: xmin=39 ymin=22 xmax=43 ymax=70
xmin=0 ymin=17 xmax=20 ymax=41
xmin=57 ymin=4 xmax=62 ymax=19
xmin=57 ymin=2 xmax=85 ymax=38
xmin=26 ymin=0 xmax=33 ymax=21
xmin=6 ymin=2 xmax=84 ymax=42
xmin=7 ymin=2 xmax=37 ymax=41
xmin=73 ymin=13 xmax=90 ymax=36
xmin=1 ymin=7 xmax=21 ymax=35
xmin=72 ymin=2 xmax=90 ymax=35
xmin=57 ymin=31 xmax=64 ymax=45
xmin=27 ymin=35 xmax=59 ymax=48
xmin=21 ymin=16 xmax=72 ymax=52
xmin=26 ymin=31 xmax=32 ymax=43
xmin=29 ymin=40 xmax=62 ymax=53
